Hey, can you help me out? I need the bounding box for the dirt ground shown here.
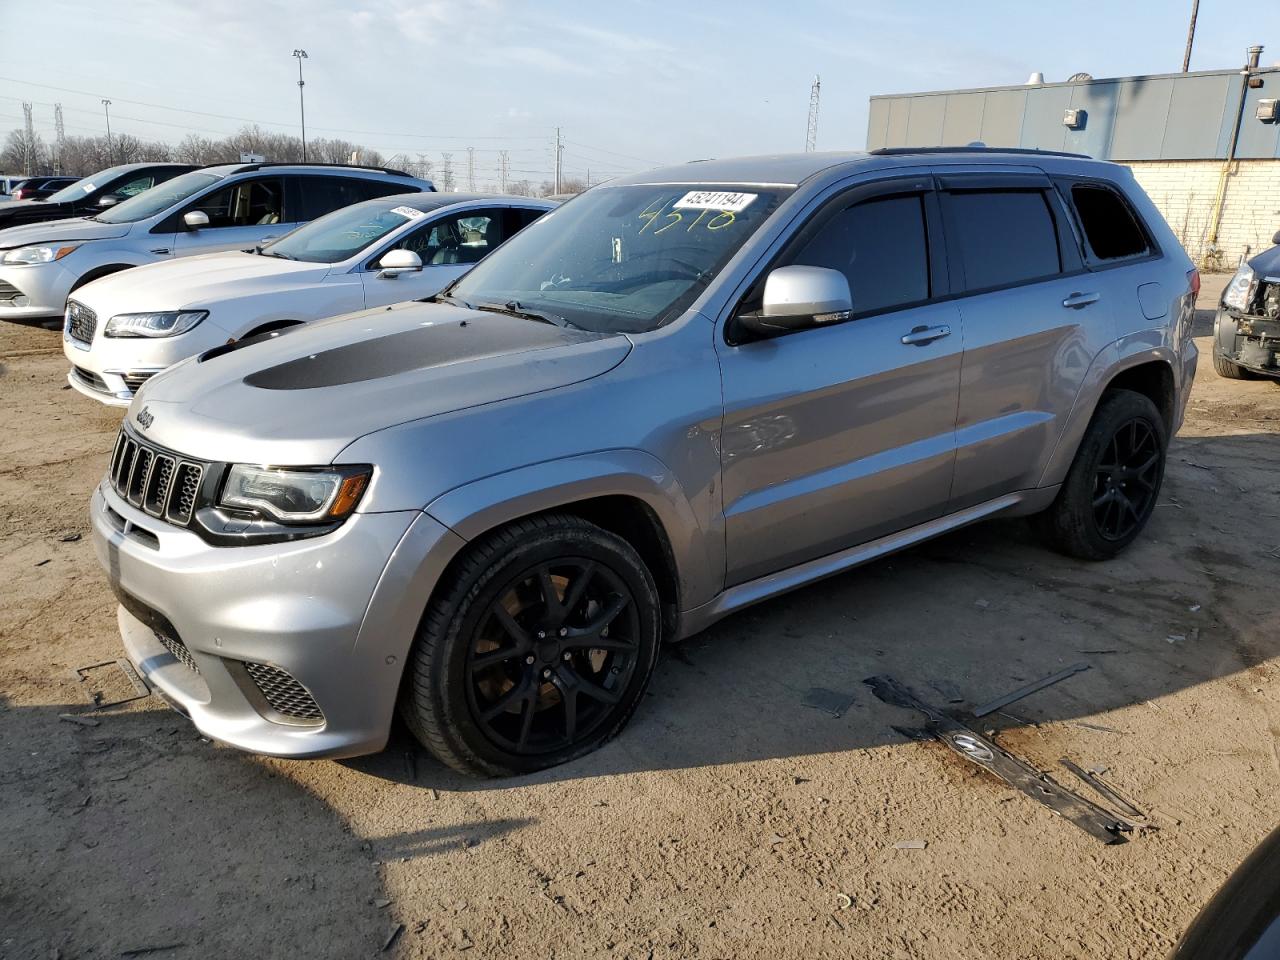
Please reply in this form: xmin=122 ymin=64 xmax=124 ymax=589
xmin=1 ymin=274 xmax=1278 ymax=959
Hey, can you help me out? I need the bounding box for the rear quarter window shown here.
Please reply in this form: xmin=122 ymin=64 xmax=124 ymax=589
xmin=946 ymin=190 xmax=1062 ymax=292
xmin=1068 ymin=183 xmax=1151 ymax=262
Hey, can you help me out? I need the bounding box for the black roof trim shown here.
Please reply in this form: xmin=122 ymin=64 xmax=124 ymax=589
xmin=870 ymin=146 xmax=1092 ymax=160
xmin=201 ymin=161 xmax=417 ymax=177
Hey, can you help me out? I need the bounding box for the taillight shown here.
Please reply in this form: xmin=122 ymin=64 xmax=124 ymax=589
xmin=1188 ymin=268 xmax=1201 ymax=298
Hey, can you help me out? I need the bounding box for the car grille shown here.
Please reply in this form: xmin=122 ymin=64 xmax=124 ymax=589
xmin=109 ymin=427 xmax=206 ymax=526
xmin=243 ymin=662 xmax=325 ymax=724
xmin=72 ymin=366 xmax=110 ymax=394
xmin=122 ymin=371 xmax=156 ymax=392
xmin=66 ymin=300 xmax=97 ymax=344
xmin=156 ymin=630 xmax=200 ymax=674
xmin=0 ymin=278 xmax=21 ymax=304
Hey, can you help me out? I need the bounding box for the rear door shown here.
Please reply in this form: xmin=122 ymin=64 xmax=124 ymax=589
xmin=716 ymin=176 xmax=963 ymax=585
xmin=938 ymin=171 xmax=1114 ymax=510
xmin=170 ymin=176 xmax=286 ymax=257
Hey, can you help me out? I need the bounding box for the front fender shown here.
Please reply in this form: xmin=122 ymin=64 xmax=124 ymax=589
xmin=425 ymin=448 xmax=721 ymax=611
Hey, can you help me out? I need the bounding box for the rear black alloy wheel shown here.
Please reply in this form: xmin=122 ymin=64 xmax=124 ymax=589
xmin=401 ymin=514 xmax=661 ymax=777
xmin=465 ymin=558 xmax=641 ymax=755
xmin=1091 ymin=417 xmax=1160 ymax=541
xmin=1035 ymin=388 xmax=1167 ymax=561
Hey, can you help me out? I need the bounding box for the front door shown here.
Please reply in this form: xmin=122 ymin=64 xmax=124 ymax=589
xmin=171 ymin=176 xmax=287 ymax=257
xmin=361 ymin=207 xmax=511 ymax=306
xmin=716 ymin=178 xmax=963 ymax=586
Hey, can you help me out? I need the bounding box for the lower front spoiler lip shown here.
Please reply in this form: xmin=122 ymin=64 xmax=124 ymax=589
xmin=66 ymin=368 xmax=132 ymax=407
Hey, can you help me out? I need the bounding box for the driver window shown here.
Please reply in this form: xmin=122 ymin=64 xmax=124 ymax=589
xmin=387 ymin=209 xmax=505 ymax=266
xmin=190 ymin=178 xmax=284 ymax=229
xmin=787 ymin=193 xmax=931 ymax=317
xmin=114 ymin=174 xmax=156 ymax=198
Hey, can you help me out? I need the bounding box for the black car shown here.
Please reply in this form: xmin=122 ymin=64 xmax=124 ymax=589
xmin=0 ymin=162 xmax=196 ymax=231
xmin=9 ymin=176 xmax=78 ymax=201
xmin=1214 ymin=228 xmax=1280 ymax=380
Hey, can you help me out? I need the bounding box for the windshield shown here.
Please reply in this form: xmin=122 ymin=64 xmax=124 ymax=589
xmin=447 ymin=183 xmax=791 ymax=334
xmin=94 ymin=171 xmax=220 ymax=224
xmin=264 ymin=200 xmax=424 ymax=263
xmin=44 ymin=165 xmax=136 ymax=204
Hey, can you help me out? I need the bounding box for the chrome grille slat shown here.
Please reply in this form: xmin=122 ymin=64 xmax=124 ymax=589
xmin=243 ymin=662 xmax=324 ymax=723
xmin=66 ymin=300 xmax=97 ymax=344
xmin=108 ymin=426 xmax=207 ymax=529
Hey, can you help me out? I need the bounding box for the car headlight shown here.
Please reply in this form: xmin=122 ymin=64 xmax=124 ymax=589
xmin=2 ymin=244 xmax=79 ymax=265
xmin=1222 ymin=264 xmax=1256 ymax=312
xmin=104 ymin=310 xmax=208 ymax=338
xmin=219 ymin=464 xmax=371 ymax=524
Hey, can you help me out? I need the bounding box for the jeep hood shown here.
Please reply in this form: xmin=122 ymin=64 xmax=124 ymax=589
xmin=0 ymin=216 xmax=131 ymax=248
xmin=130 ymin=299 xmax=631 ymax=464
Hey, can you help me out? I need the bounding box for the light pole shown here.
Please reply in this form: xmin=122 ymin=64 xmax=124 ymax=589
xmin=101 ymin=99 xmax=113 ymax=163
xmin=292 ymin=49 xmax=308 ymax=161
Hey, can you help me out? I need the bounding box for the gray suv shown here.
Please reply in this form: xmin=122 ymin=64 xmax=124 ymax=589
xmin=90 ymin=148 xmax=1198 ymax=776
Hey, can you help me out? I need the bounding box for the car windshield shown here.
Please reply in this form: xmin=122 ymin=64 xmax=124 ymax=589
xmin=94 ymin=172 xmax=221 ymax=224
xmin=447 ymin=183 xmax=792 ymax=334
xmin=43 ymin=165 xmax=136 ymax=203
xmin=263 ymin=200 xmax=425 ymax=263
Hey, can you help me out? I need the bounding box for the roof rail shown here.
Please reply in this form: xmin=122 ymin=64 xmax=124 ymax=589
xmin=202 ymin=160 xmax=417 ymax=177
xmin=870 ymin=146 xmax=1091 ymax=159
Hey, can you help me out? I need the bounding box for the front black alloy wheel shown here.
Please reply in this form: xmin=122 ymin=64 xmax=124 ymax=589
xmin=401 ymin=514 xmax=661 ymax=777
xmin=1036 ymin=388 xmax=1168 ymax=560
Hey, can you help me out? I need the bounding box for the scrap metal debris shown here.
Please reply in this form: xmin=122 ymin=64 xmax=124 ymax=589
xmin=73 ymin=659 xmax=149 ymax=709
xmin=58 ymin=713 xmax=100 ymax=727
xmin=864 ymin=674 xmax=1130 ymax=844
xmin=894 ymin=839 xmax=928 ymax=850
xmin=119 ymin=945 xmax=185 ymax=958
xmin=971 ymin=662 xmax=1090 ymax=718
xmin=802 ymin=687 xmax=856 ymax=718
xmin=1060 ymin=758 xmax=1150 ymax=825
xmin=381 ymin=924 xmax=404 ymax=952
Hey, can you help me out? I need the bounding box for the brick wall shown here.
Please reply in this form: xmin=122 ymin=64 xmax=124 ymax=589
xmin=1126 ymin=159 xmax=1280 ymax=271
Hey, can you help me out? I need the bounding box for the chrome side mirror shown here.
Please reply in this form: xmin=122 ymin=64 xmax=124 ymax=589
xmin=736 ymin=265 xmax=853 ymax=338
xmin=97 ymin=194 xmax=121 ymax=208
xmin=377 ymin=248 xmax=423 ymax=278
xmin=183 ymin=210 xmax=210 ymax=229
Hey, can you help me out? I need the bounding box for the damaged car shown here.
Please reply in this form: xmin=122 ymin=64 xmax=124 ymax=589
xmin=1213 ymin=231 xmax=1280 ymax=380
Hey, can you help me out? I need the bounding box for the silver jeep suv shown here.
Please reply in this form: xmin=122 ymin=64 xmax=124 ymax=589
xmin=90 ymin=148 xmax=1198 ymax=776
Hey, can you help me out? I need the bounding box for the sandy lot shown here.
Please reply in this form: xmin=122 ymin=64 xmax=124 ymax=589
xmin=2 ymin=274 xmax=1278 ymax=959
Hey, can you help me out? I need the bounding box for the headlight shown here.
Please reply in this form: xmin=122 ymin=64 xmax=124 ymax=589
xmin=1222 ymin=264 xmax=1256 ymax=312
xmin=104 ymin=310 xmax=208 ymax=338
xmin=219 ymin=464 xmax=371 ymax=524
xmin=2 ymin=244 xmax=79 ymax=265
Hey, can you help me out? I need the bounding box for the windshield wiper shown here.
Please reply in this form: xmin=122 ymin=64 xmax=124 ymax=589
xmin=258 ymin=248 xmax=295 ymax=259
xmin=474 ymin=300 xmax=576 ymax=329
xmin=424 ymin=291 xmax=474 ymax=309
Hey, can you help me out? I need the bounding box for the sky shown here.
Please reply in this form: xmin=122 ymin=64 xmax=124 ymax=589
xmin=1 ymin=0 xmax=1278 ymax=186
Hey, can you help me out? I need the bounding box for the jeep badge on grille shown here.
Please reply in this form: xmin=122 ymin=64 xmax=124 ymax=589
xmin=136 ymin=406 xmax=154 ymax=430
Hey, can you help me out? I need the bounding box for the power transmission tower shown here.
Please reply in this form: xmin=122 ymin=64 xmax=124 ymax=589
xmin=805 ymin=75 xmax=821 ymax=152
xmin=499 ymin=150 xmax=509 ymax=192
xmin=54 ymin=103 xmax=66 ymax=174
xmin=554 ymin=127 xmax=564 ymax=194
xmin=21 ymin=101 xmax=34 ymax=175
xmin=467 ymin=146 xmax=475 ymax=191
xmin=440 ymin=152 xmax=454 ymax=192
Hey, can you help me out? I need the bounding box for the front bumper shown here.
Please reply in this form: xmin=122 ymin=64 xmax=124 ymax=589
xmin=90 ymin=481 xmax=465 ymax=758
xmin=1214 ymin=308 xmax=1280 ymax=377
xmin=0 ymin=262 xmax=76 ymax=319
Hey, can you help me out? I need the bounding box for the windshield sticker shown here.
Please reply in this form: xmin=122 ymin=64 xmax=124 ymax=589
xmin=673 ymin=191 xmax=757 ymax=213
xmin=82 ymin=182 xmax=95 ymax=192
xmin=389 ymin=205 xmax=426 ymax=220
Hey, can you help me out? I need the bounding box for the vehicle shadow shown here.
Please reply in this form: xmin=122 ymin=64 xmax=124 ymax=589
xmin=344 ymin=429 xmax=1280 ymax=792
xmin=0 ymin=696 xmax=529 ymax=958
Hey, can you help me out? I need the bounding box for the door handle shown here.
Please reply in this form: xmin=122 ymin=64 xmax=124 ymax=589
xmin=1062 ymin=291 xmax=1100 ymax=309
xmin=901 ymin=324 xmax=951 ymax=346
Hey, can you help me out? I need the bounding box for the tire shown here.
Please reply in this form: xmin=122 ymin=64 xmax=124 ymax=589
xmin=1213 ymin=348 xmax=1257 ymax=380
xmin=1035 ymin=388 xmax=1167 ymax=561
xmin=400 ymin=513 xmax=661 ymax=777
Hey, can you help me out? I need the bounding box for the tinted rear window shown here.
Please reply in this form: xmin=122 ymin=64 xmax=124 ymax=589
xmin=947 ymin=190 xmax=1061 ymax=291
xmin=792 ymin=194 xmax=930 ymax=315
xmin=1070 ymin=184 xmax=1150 ymax=261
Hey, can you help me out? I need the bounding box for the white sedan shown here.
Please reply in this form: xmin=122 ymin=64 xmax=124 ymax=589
xmin=62 ymin=192 xmax=557 ymax=405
